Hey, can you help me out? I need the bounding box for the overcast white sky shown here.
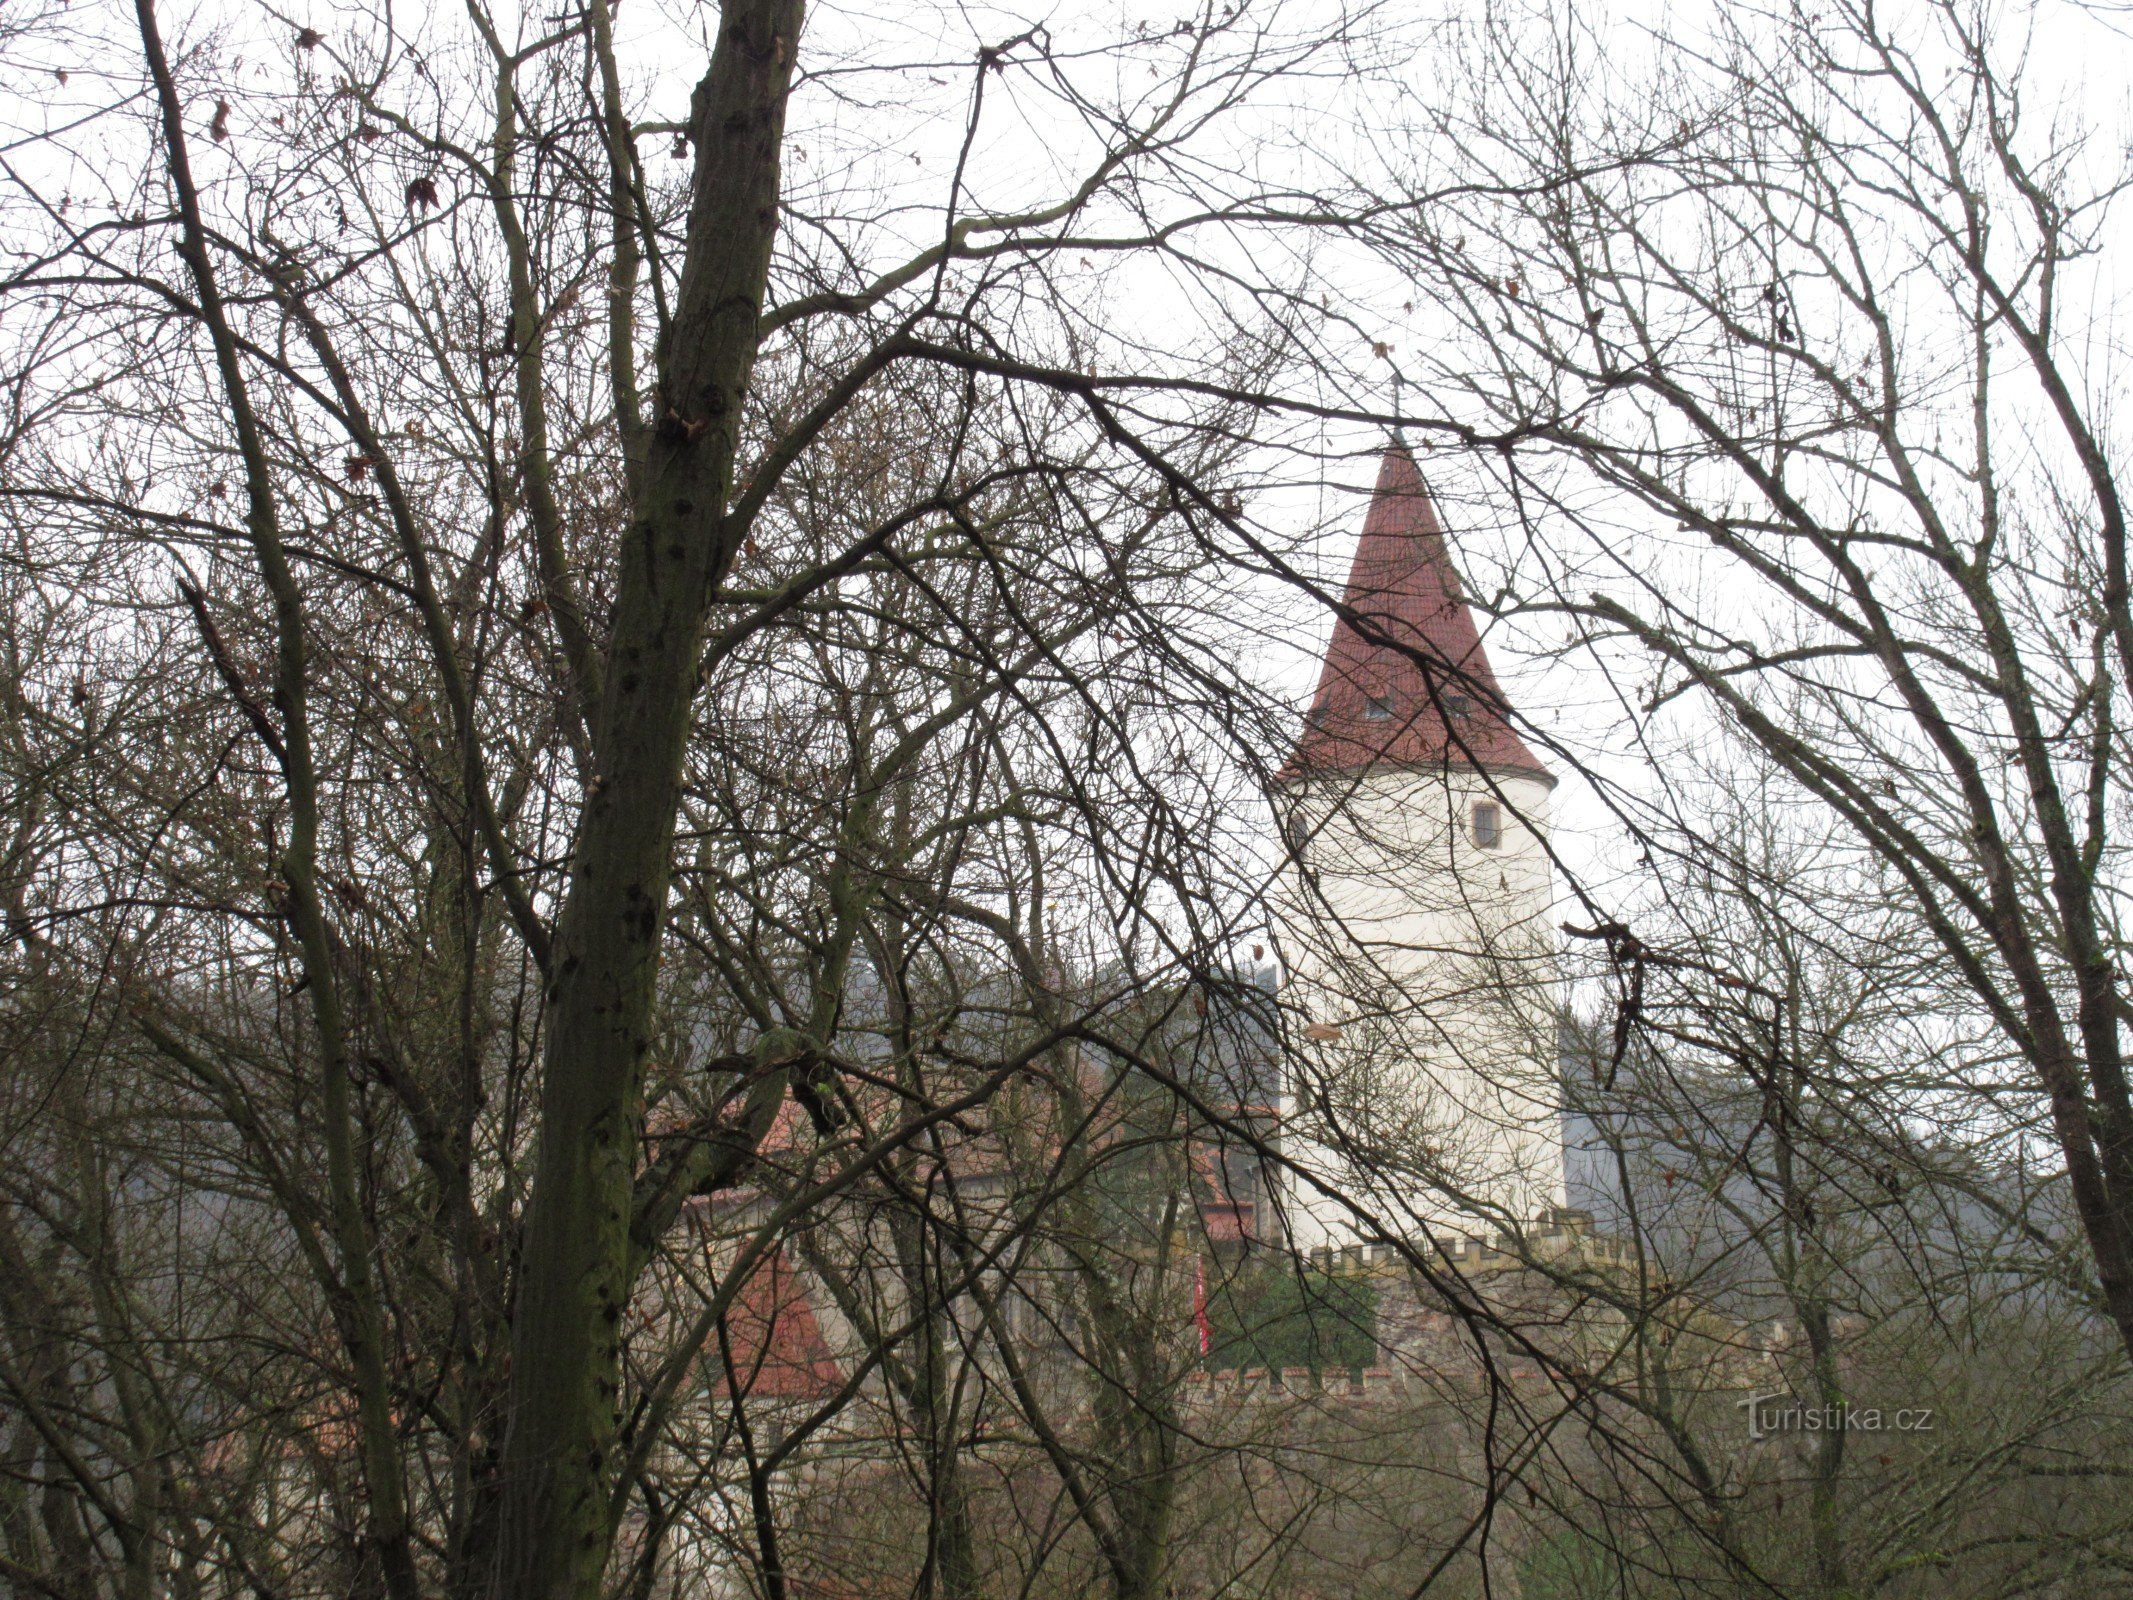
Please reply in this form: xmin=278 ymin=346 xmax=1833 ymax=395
xmin=9 ymin=0 xmax=2130 ymax=959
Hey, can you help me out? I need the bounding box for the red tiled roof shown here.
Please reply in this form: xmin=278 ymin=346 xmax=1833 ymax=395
xmin=1202 ymin=1201 xmax=1256 ymax=1243
xmin=712 ymin=1243 xmax=845 ymax=1401
xmin=1286 ymin=447 xmax=1550 ymax=784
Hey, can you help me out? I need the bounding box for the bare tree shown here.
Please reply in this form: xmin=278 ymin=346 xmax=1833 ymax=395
xmin=0 ymin=3 xmax=1397 ymax=1595
xmin=1362 ymin=0 xmax=2133 ymax=1367
xmin=17 ymin=0 xmax=2133 ymax=1595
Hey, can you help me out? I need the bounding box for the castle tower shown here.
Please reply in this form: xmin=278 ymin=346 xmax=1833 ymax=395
xmin=1275 ymin=447 xmax=1565 ymax=1248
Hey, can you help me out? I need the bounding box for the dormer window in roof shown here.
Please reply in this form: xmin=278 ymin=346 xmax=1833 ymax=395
xmin=1363 ymin=693 xmax=1394 ymax=722
xmin=1443 ymin=692 xmax=1472 ymax=719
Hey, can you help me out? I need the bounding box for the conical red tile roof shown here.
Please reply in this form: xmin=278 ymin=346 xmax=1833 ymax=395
xmin=1286 ymin=448 xmax=1551 ymax=784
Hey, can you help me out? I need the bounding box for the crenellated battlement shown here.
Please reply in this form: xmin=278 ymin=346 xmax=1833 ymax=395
xmin=1181 ymin=1365 xmax=1412 ymax=1402
xmin=1298 ymin=1208 xmax=1632 ymax=1282
xmin=1187 ymin=1210 xmax=1769 ymax=1410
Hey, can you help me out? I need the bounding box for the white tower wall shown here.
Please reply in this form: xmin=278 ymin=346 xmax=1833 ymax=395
xmin=1276 ymin=762 xmax=1565 ymax=1248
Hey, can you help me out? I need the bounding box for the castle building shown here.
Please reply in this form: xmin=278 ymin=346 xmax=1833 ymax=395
xmin=1274 ymin=446 xmax=1567 ymax=1248
xmin=635 ymin=448 xmax=1581 ymax=1521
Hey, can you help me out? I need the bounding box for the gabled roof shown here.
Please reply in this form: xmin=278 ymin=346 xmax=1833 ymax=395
xmin=711 ymin=1243 xmax=845 ymax=1401
xmin=1286 ymin=447 xmax=1551 ymax=785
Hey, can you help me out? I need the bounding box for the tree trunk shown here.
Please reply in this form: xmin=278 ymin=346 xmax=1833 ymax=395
xmin=486 ymin=4 xmax=804 ymax=1595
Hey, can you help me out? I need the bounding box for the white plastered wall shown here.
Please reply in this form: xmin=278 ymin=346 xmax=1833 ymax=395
xmin=1273 ymin=764 xmax=1565 ymax=1248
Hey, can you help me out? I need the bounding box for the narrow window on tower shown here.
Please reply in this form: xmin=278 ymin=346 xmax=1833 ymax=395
xmin=1363 ymin=693 xmax=1394 ymax=721
xmin=1471 ymin=801 xmax=1503 ymax=850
